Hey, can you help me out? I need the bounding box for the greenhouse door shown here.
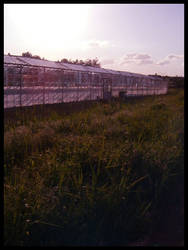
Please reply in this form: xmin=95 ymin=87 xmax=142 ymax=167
xmin=103 ymin=78 xmax=112 ymax=99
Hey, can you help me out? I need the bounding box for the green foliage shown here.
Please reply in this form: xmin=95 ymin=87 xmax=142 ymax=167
xmin=4 ymin=89 xmax=184 ymax=246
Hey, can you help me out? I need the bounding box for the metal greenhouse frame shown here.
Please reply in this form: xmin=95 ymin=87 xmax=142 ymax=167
xmin=4 ymin=55 xmax=168 ymax=109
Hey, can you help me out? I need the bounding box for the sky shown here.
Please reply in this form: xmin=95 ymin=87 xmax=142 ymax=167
xmin=4 ymin=4 xmax=184 ymax=76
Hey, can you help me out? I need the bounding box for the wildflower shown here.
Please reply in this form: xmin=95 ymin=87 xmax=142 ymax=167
xmin=25 ymin=203 xmax=29 ymax=208
xmin=26 ymin=219 xmax=30 ymax=223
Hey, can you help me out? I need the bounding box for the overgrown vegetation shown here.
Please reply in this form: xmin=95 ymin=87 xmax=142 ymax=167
xmin=4 ymin=89 xmax=184 ymax=246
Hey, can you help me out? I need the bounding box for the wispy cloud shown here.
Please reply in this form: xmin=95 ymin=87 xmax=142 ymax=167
xmin=120 ymin=53 xmax=154 ymax=65
xmin=119 ymin=52 xmax=184 ymax=67
xmin=167 ymin=54 xmax=184 ymax=60
xmin=156 ymin=54 xmax=184 ymax=65
xmin=156 ymin=59 xmax=170 ymax=66
xmin=139 ymin=59 xmax=154 ymax=65
xmin=81 ymin=40 xmax=111 ymax=49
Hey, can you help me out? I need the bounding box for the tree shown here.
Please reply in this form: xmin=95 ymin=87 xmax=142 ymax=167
xmin=22 ymin=51 xmax=33 ymax=58
xmin=32 ymin=55 xmax=41 ymax=60
xmin=79 ymin=59 xmax=84 ymax=65
xmin=59 ymin=57 xmax=101 ymax=67
xmin=91 ymin=58 xmax=101 ymax=68
xmin=85 ymin=59 xmax=92 ymax=66
xmin=22 ymin=51 xmax=42 ymax=60
xmin=74 ymin=59 xmax=79 ymax=64
xmin=61 ymin=58 xmax=69 ymax=63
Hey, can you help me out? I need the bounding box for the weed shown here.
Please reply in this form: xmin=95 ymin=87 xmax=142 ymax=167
xmin=4 ymin=89 xmax=184 ymax=246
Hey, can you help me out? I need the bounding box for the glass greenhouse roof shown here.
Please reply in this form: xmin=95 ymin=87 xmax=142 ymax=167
xmin=4 ymin=55 xmax=157 ymax=80
xmin=4 ymin=55 xmax=67 ymax=69
xmin=4 ymin=55 xmax=29 ymax=65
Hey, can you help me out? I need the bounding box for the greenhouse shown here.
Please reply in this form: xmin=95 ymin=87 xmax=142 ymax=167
xmin=4 ymin=55 xmax=168 ymax=108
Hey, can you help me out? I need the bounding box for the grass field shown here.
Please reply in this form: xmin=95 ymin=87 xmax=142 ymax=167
xmin=4 ymin=89 xmax=184 ymax=246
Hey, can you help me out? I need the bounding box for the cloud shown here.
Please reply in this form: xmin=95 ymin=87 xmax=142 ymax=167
xmin=126 ymin=53 xmax=137 ymax=58
xmin=139 ymin=59 xmax=154 ymax=65
xmin=111 ymin=52 xmax=184 ymax=72
xmin=156 ymin=54 xmax=184 ymax=66
xmin=134 ymin=54 xmax=151 ymax=60
xmin=120 ymin=53 xmax=154 ymax=65
xmin=81 ymin=40 xmax=110 ymax=49
xmin=156 ymin=59 xmax=170 ymax=66
xmin=167 ymin=54 xmax=184 ymax=60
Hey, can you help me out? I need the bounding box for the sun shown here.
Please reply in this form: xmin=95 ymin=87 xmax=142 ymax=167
xmin=38 ymin=4 xmax=91 ymax=42
xmin=5 ymin=4 xmax=92 ymax=50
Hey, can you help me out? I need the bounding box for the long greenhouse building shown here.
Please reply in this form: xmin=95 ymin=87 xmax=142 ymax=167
xmin=4 ymin=54 xmax=168 ymax=109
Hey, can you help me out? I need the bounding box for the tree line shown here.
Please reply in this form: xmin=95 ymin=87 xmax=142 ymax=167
xmin=149 ymin=73 xmax=184 ymax=88
xmin=16 ymin=51 xmax=101 ymax=68
xmin=56 ymin=58 xmax=101 ymax=68
xmin=164 ymin=76 xmax=184 ymax=88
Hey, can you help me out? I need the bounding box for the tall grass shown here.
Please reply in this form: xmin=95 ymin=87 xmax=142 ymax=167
xmin=4 ymin=89 xmax=184 ymax=246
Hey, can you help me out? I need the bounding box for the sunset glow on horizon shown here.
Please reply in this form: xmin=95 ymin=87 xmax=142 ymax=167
xmin=4 ymin=4 xmax=184 ymax=76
